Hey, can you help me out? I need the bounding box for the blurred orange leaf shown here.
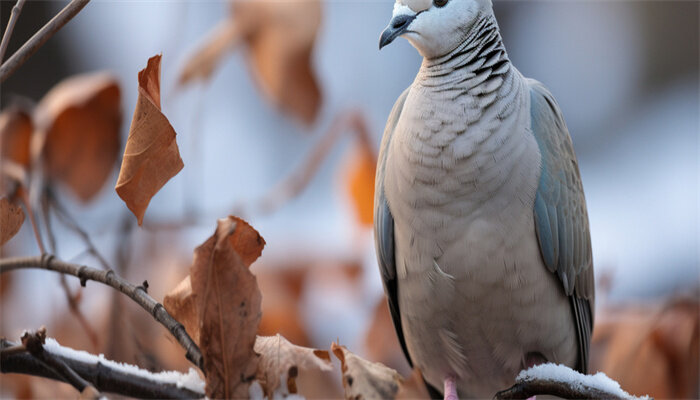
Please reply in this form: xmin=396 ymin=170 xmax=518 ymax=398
xmin=179 ymin=0 xmax=322 ymax=125
xmin=396 ymin=368 xmax=430 ymax=400
xmin=255 ymin=334 xmax=332 ymax=396
xmin=0 ymin=107 xmax=32 ymax=168
xmin=33 ymin=72 xmax=121 ymax=202
xmin=344 ymin=142 xmax=377 ymax=227
xmin=116 ymin=55 xmax=183 ymax=225
xmin=257 ymin=267 xmax=310 ymax=347
xmin=332 ymin=342 xmax=403 ymax=400
xmin=0 ymin=196 xmax=24 ymax=246
xmin=190 ymin=216 xmax=264 ymax=398
xmin=163 ymin=275 xmax=199 ymax=344
xmin=364 ymin=296 xmax=407 ymax=371
xmin=591 ymin=297 xmax=699 ymax=399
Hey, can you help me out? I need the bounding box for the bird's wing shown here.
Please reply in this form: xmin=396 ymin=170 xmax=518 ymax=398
xmin=374 ymin=87 xmax=412 ymax=366
xmin=527 ymin=79 xmax=595 ymax=373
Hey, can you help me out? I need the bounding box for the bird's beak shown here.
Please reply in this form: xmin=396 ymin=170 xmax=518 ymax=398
xmin=379 ymin=13 xmax=416 ymax=49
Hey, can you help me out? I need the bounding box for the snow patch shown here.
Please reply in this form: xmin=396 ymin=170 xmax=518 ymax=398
xmin=42 ymin=338 xmax=205 ymax=394
xmin=517 ymin=363 xmax=649 ymax=400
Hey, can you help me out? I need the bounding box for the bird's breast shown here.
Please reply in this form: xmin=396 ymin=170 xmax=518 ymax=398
xmin=383 ymin=82 xmax=541 ymax=277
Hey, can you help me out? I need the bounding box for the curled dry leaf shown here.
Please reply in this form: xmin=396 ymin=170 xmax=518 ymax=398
xmin=190 ymin=216 xmax=265 ymax=399
xmin=0 ymin=107 xmax=32 ymax=168
xmin=116 ymin=55 xmax=184 ymax=225
xmin=254 ymin=334 xmax=332 ymax=396
xmin=179 ymin=0 xmax=322 ymax=125
xmin=0 ymin=196 xmax=25 ymax=246
xmin=33 ymin=72 xmax=122 ymax=202
xmin=332 ymin=343 xmax=403 ymax=400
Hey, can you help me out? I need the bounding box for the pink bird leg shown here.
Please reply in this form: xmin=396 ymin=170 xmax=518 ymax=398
xmin=444 ymin=375 xmax=458 ymax=400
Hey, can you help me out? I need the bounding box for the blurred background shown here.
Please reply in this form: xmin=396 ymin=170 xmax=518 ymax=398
xmin=1 ymin=0 xmax=698 ymax=398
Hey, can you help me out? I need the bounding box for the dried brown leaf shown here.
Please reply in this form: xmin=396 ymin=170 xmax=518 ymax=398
xmin=0 ymin=107 xmax=32 ymax=168
xmin=255 ymin=334 xmax=332 ymax=396
xmin=238 ymin=0 xmax=322 ymax=125
xmin=116 ymin=55 xmax=184 ymax=225
xmin=1 ymin=196 xmax=24 ymax=246
xmin=33 ymin=73 xmax=122 ymax=202
xmin=163 ymin=275 xmax=199 ymax=344
xmin=332 ymin=343 xmax=403 ymax=400
xmin=179 ymin=0 xmax=322 ymax=125
xmin=191 ymin=216 xmax=264 ymax=398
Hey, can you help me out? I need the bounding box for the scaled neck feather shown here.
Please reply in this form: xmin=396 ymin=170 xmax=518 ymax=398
xmin=416 ymin=13 xmax=511 ymax=89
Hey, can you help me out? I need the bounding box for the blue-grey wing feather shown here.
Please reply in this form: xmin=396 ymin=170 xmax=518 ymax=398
xmin=374 ymin=87 xmax=411 ymax=366
xmin=528 ymin=79 xmax=595 ymax=373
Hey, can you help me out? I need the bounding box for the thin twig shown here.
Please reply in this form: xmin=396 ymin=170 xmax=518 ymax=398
xmin=1 ymin=338 xmax=203 ymax=399
xmin=0 ymin=0 xmax=27 ymax=63
xmin=17 ymin=186 xmax=46 ymax=254
xmin=0 ymin=255 xmax=204 ymax=371
xmin=20 ymin=328 xmax=100 ymax=398
xmin=47 ymin=188 xmax=111 ymax=270
xmin=0 ymin=0 xmax=90 ymax=83
xmin=245 ymin=109 xmax=375 ymax=216
xmin=40 ymin=190 xmax=100 ymax=350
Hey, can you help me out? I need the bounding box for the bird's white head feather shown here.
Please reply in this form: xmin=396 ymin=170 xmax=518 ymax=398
xmin=380 ymin=0 xmax=492 ymax=58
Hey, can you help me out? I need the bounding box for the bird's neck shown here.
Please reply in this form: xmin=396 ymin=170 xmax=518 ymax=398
xmin=415 ymin=12 xmax=511 ymax=89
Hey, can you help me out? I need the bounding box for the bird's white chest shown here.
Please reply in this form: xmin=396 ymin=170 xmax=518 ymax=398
xmin=382 ymin=82 xmax=579 ymax=396
xmin=384 ymin=83 xmax=541 ymax=277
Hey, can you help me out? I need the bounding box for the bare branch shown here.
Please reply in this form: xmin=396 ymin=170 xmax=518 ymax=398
xmin=1 ymin=338 xmax=204 ymax=399
xmin=47 ymin=189 xmax=111 ymax=271
xmin=17 ymin=187 xmax=46 ymax=254
xmin=0 ymin=0 xmax=27 ymax=62
xmin=0 ymin=0 xmax=91 ymax=83
xmin=0 ymin=255 xmax=204 ymax=371
xmin=40 ymin=190 xmax=100 ymax=350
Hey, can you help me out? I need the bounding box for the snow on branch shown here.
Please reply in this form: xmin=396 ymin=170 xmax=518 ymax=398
xmin=495 ymin=363 xmax=651 ymax=400
xmin=1 ymin=336 xmax=205 ymax=399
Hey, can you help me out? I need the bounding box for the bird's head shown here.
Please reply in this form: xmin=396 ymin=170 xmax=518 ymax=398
xmin=379 ymin=0 xmax=492 ymax=58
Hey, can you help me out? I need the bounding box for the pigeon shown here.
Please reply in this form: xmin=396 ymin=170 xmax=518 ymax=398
xmin=374 ymin=0 xmax=595 ymax=398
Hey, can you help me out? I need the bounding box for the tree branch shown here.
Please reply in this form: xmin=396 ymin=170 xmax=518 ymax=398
xmin=494 ymin=379 xmax=624 ymax=400
xmin=0 ymin=0 xmax=90 ymax=83
xmin=0 ymin=0 xmax=27 ymax=62
xmin=1 ymin=338 xmax=204 ymax=399
xmin=0 ymin=255 xmax=204 ymax=371
xmin=19 ymin=328 xmax=100 ymax=398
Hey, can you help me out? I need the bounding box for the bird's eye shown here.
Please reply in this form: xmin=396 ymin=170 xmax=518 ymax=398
xmin=434 ymin=0 xmax=448 ymax=7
